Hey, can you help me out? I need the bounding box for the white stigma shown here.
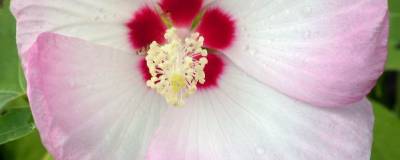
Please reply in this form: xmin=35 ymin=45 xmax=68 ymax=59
xmin=146 ymin=28 xmax=208 ymax=106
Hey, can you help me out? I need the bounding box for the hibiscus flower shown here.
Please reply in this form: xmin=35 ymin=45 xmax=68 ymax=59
xmin=11 ymin=0 xmax=388 ymax=159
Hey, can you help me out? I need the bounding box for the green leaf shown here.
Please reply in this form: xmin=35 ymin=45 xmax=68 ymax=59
xmin=18 ymin=64 xmax=27 ymax=92
xmin=386 ymin=0 xmax=400 ymax=71
xmin=371 ymin=101 xmax=400 ymax=160
xmin=0 ymin=0 xmax=21 ymax=92
xmin=42 ymin=153 xmax=54 ymax=160
xmin=0 ymin=90 xmax=19 ymax=110
xmin=0 ymin=90 xmax=27 ymax=111
xmin=2 ymin=94 xmax=29 ymax=111
xmin=389 ymin=0 xmax=400 ymax=38
xmin=385 ymin=30 xmax=400 ymax=71
xmin=0 ymin=130 xmax=53 ymax=160
xmin=0 ymin=108 xmax=35 ymax=145
xmin=389 ymin=0 xmax=400 ymax=13
xmin=0 ymin=0 xmax=33 ymax=145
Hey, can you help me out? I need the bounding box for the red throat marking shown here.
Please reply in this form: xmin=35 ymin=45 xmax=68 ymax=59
xmin=196 ymin=8 xmax=236 ymax=50
xmin=139 ymin=53 xmax=224 ymax=89
xmin=159 ymin=0 xmax=203 ymax=27
xmin=126 ymin=7 xmax=167 ymax=49
xmin=130 ymin=3 xmax=235 ymax=90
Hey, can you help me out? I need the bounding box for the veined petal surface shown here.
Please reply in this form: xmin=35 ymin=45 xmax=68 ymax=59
xmin=218 ymin=0 xmax=388 ymax=107
xmin=26 ymin=33 xmax=167 ymax=160
xmin=147 ymin=57 xmax=374 ymax=160
xmin=11 ymin=0 xmax=148 ymax=58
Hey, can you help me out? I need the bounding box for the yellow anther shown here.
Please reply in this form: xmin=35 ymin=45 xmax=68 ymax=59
xmin=146 ymin=28 xmax=208 ymax=106
xmin=169 ymin=73 xmax=186 ymax=93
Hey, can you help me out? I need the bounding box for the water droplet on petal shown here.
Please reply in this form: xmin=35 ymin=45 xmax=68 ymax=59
xmin=256 ymin=147 xmax=265 ymax=155
xmin=269 ymin=15 xmax=275 ymax=20
xmin=68 ymin=79 xmax=76 ymax=87
xmin=262 ymin=63 xmax=268 ymax=69
xmin=244 ymin=44 xmax=250 ymax=50
xmin=303 ymin=31 xmax=312 ymax=39
xmin=306 ymin=7 xmax=313 ymax=13
xmin=240 ymin=26 xmax=247 ymax=32
xmin=248 ymin=47 xmax=257 ymax=56
xmin=283 ymin=9 xmax=290 ymax=15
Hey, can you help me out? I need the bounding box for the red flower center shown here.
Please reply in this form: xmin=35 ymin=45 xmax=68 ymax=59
xmin=126 ymin=0 xmax=236 ymax=89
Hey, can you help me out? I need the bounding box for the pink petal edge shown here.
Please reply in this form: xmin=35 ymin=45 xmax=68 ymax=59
xmin=218 ymin=0 xmax=388 ymax=107
xmin=26 ymin=32 xmax=166 ymax=159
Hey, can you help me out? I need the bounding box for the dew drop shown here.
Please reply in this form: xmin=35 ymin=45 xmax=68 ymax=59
xmin=283 ymin=9 xmax=290 ymax=15
xmin=262 ymin=63 xmax=268 ymax=69
xmin=244 ymin=44 xmax=251 ymax=50
xmin=301 ymin=6 xmax=313 ymax=17
xmin=68 ymin=79 xmax=77 ymax=87
xmin=266 ymin=39 xmax=273 ymax=45
xmin=248 ymin=47 xmax=257 ymax=56
xmin=86 ymin=84 xmax=95 ymax=90
xmin=95 ymin=73 xmax=105 ymax=79
xmin=305 ymin=7 xmax=313 ymax=13
xmin=240 ymin=26 xmax=247 ymax=32
xmin=265 ymin=25 xmax=273 ymax=31
xmin=303 ymin=31 xmax=312 ymax=39
xmin=98 ymin=8 xmax=106 ymax=13
xmin=256 ymin=147 xmax=265 ymax=155
xmin=93 ymin=16 xmax=101 ymax=21
xmin=269 ymin=15 xmax=275 ymax=20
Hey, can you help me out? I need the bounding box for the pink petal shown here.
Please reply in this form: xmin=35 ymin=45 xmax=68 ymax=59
xmin=159 ymin=0 xmax=203 ymax=27
xmin=217 ymin=0 xmax=388 ymax=107
xmin=26 ymin=33 xmax=167 ymax=159
xmin=11 ymin=0 xmax=149 ymax=59
xmin=146 ymin=58 xmax=374 ymax=160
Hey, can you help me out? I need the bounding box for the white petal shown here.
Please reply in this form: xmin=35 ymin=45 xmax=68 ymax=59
xmin=217 ymin=0 xmax=388 ymax=107
xmin=146 ymin=58 xmax=374 ymax=160
xmin=26 ymin=33 xmax=166 ymax=159
xmin=11 ymin=0 xmax=147 ymax=56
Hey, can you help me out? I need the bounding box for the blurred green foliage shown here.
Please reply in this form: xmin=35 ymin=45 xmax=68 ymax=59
xmin=386 ymin=0 xmax=400 ymax=71
xmin=0 ymin=0 xmax=399 ymax=159
xmin=0 ymin=0 xmax=49 ymax=159
xmin=371 ymin=101 xmax=400 ymax=159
